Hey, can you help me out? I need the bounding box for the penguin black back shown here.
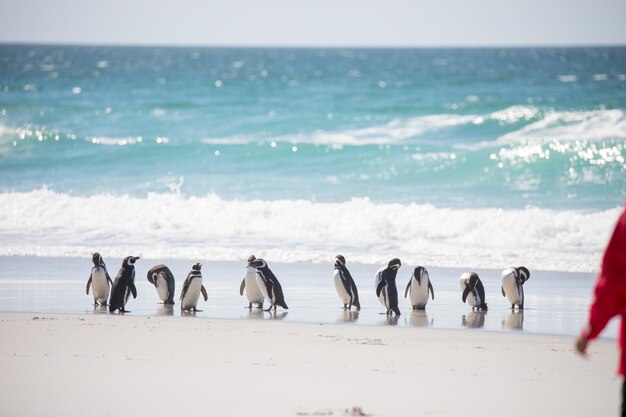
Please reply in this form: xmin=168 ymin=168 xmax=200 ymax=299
xmin=147 ymin=264 xmax=176 ymax=305
xmin=250 ymin=258 xmax=288 ymax=312
xmin=376 ymin=258 xmax=401 ymax=315
xmin=461 ymin=272 xmax=487 ymax=310
xmin=109 ymin=256 xmax=140 ymax=313
xmin=334 ymin=255 xmax=360 ymax=311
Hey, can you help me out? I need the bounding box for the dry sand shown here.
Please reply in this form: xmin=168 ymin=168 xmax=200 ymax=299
xmin=0 ymin=312 xmax=619 ymax=417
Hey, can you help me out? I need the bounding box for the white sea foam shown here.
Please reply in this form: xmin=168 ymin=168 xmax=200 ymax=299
xmin=462 ymin=108 xmax=626 ymax=151
xmin=200 ymin=107 xmax=624 ymax=148
xmin=0 ymin=189 xmax=619 ymax=272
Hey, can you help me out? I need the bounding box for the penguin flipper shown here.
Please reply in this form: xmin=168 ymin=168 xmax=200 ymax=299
xmin=462 ymin=286 xmax=471 ymax=303
xmin=404 ymin=278 xmax=411 ymax=298
xmin=130 ymin=282 xmax=138 ymax=299
xmin=106 ymin=272 xmax=113 ymax=286
xmin=201 ymin=285 xmax=208 ymax=301
xmin=239 ymin=278 xmax=246 ymax=296
xmin=376 ymin=280 xmax=386 ymax=298
xmin=86 ymin=277 xmax=92 ymax=295
xmin=428 ymin=280 xmax=435 ymax=300
xmin=501 ymin=286 xmax=506 ymax=297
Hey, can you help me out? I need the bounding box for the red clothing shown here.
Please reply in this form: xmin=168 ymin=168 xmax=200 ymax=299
xmin=583 ymin=206 xmax=626 ymax=375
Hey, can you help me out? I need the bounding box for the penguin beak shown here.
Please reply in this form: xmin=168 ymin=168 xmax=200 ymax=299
xmin=132 ymin=256 xmax=140 ymax=262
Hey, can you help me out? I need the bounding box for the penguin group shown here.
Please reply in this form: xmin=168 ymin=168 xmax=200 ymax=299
xmin=86 ymin=252 xmax=530 ymax=315
xmin=86 ymin=253 xmax=209 ymax=313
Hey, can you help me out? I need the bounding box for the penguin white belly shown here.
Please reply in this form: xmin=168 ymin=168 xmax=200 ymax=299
xmin=244 ymin=268 xmax=264 ymax=303
xmin=182 ymin=279 xmax=202 ymax=309
xmin=255 ymin=275 xmax=270 ymax=300
xmin=91 ymin=268 xmax=109 ymax=303
xmin=459 ymin=275 xmax=480 ymax=307
xmin=375 ymin=269 xmax=388 ymax=308
xmin=410 ymin=278 xmax=430 ymax=308
xmin=502 ymin=272 xmax=522 ymax=305
xmin=465 ymin=292 xmax=479 ymax=308
xmin=155 ymin=274 xmax=170 ymax=302
xmin=334 ymin=270 xmax=351 ymax=304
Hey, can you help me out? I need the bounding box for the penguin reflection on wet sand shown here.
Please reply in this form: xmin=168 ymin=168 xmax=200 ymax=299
xmin=375 ymin=258 xmax=402 ymax=316
xmin=147 ymin=264 xmax=176 ymax=305
xmin=86 ymin=252 xmax=113 ymax=307
xmin=249 ymin=258 xmax=288 ymax=312
xmin=108 ymin=256 xmax=140 ymax=313
xmin=333 ymin=255 xmax=360 ymax=311
xmin=460 ymin=272 xmax=488 ymax=311
xmin=404 ymin=266 xmax=434 ymax=310
xmin=180 ymin=263 xmax=208 ymax=312
xmin=240 ymin=255 xmax=265 ymax=309
xmin=501 ymin=266 xmax=530 ymax=309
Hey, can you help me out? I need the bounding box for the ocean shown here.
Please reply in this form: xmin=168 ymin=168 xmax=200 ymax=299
xmin=0 ymin=45 xmax=625 ymax=271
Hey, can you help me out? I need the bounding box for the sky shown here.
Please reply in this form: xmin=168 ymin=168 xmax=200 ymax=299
xmin=0 ymin=0 xmax=625 ymax=48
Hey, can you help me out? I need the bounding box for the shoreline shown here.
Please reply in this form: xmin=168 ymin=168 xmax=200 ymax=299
xmin=0 ymin=255 xmax=615 ymax=339
xmin=0 ymin=312 xmax=620 ymax=417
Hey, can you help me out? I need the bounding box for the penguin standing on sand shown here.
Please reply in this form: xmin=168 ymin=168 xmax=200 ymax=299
xmin=180 ymin=263 xmax=208 ymax=312
xmin=86 ymin=252 xmax=113 ymax=307
xmin=147 ymin=264 xmax=176 ymax=305
xmin=404 ymin=266 xmax=434 ymax=310
xmin=460 ymin=272 xmax=488 ymax=311
xmin=240 ymin=255 xmax=265 ymax=309
xmin=249 ymin=258 xmax=288 ymax=312
xmin=108 ymin=256 xmax=140 ymax=313
xmin=501 ymin=266 xmax=530 ymax=309
xmin=333 ymin=255 xmax=360 ymax=311
xmin=375 ymin=258 xmax=402 ymax=316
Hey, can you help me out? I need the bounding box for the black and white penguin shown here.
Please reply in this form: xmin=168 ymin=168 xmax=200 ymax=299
xmin=180 ymin=263 xmax=208 ymax=312
xmin=249 ymin=258 xmax=288 ymax=312
xmin=147 ymin=264 xmax=176 ymax=305
xmin=459 ymin=272 xmax=488 ymax=311
xmin=108 ymin=256 xmax=140 ymax=313
xmin=501 ymin=266 xmax=530 ymax=309
xmin=86 ymin=252 xmax=113 ymax=307
xmin=404 ymin=266 xmax=434 ymax=310
xmin=333 ymin=255 xmax=360 ymax=311
xmin=375 ymin=258 xmax=402 ymax=316
xmin=240 ymin=255 xmax=264 ymax=309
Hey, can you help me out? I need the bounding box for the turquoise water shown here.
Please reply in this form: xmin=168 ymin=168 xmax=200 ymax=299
xmin=0 ymin=45 xmax=624 ymax=270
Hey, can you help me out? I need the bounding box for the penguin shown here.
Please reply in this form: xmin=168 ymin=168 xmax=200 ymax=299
xmin=147 ymin=264 xmax=176 ymax=305
xmin=108 ymin=256 xmax=140 ymax=313
xmin=501 ymin=266 xmax=530 ymax=309
xmin=459 ymin=272 xmax=488 ymax=311
xmin=180 ymin=263 xmax=208 ymax=312
xmin=333 ymin=255 xmax=361 ymax=311
xmin=86 ymin=252 xmax=113 ymax=307
xmin=249 ymin=258 xmax=288 ymax=312
xmin=404 ymin=266 xmax=434 ymax=310
xmin=375 ymin=258 xmax=402 ymax=316
xmin=240 ymin=255 xmax=265 ymax=309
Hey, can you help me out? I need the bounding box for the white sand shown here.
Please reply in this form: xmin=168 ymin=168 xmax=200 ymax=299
xmin=0 ymin=313 xmax=619 ymax=417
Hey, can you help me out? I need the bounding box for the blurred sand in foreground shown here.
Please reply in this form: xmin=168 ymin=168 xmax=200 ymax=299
xmin=0 ymin=313 xmax=619 ymax=417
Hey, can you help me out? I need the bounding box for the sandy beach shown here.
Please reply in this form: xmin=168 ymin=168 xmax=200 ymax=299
xmin=0 ymin=312 xmax=619 ymax=417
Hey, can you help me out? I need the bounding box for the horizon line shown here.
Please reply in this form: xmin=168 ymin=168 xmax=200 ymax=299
xmin=1 ymin=40 xmax=625 ymax=50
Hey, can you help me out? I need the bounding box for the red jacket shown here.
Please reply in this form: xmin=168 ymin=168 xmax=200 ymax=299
xmin=583 ymin=206 xmax=626 ymax=375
